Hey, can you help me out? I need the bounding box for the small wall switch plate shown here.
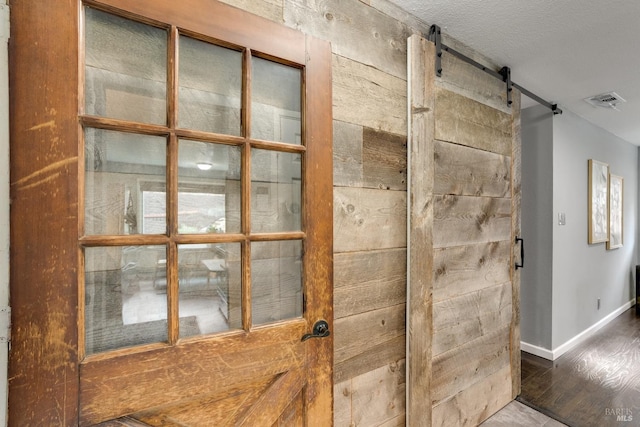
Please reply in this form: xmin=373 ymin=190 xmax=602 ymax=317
xmin=558 ymin=213 xmax=566 ymax=225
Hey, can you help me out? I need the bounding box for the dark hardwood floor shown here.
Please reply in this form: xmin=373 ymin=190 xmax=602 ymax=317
xmin=518 ymin=307 xmax=640 ymax=427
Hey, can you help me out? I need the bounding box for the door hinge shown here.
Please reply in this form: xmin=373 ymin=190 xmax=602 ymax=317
xmin=0 ymin=307 xmax=10 ymax=343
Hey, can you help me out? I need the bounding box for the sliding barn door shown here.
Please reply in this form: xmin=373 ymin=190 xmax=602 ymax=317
xmin=407 ymin=35 xmax=521 ymax=426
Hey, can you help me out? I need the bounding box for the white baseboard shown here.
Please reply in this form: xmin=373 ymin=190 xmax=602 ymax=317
xmin=520 ymin=341 xmax=554 ymax=360
xmin=521 ymin=299 xmax=634 ymax=361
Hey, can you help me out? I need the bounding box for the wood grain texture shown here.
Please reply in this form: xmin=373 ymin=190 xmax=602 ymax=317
xmin=519 ymin=309 xmax=640 ymax=427
xmin=407 ymin=34 xmax=435 ymax=427
xmin=431 ymin=326 xmax=511 ymax=406
xmin=8 ymin=0 xmax=80 ymax=424
xmin=283 ymin=0 xmax=413 ymax=80
xmin=433 ymin=365 xmax=512 ymax=427
xmin=350 ymin=360 xmax=406 ymax=426
xmin=219 ymin=0 xmax=284 ymax=22
xmin=434 ymin=87 xmax=512 ymax=157
xmin=333 ymin=379 xmax=352 ymax=427
xmin=335 ymin=361 xmax=407 ymax=427
xmin=363 ymin=127 xmax=407 ymax=191
xmin=130 ymin=376 xmax=275 ymax=426
xmin=334 ymin=186 xmax=406 ymax=253
xmin=334 ymin=334 xmax=405 ymax=384
xmin=334 ymin=304 xmax=405 ymax=365
xmin=433 ymin=241 xmax=511 ymax=303
xmin=333 ymin=54 xmax=406 ymax=135
xmin=298 ymin=33 xmax=334 ymax=425
xmin=433 ymin=195 xmax=512 ymax=248
xmin=235 ymin=370 xmax=304 ymax=426
xmin=333 ymin=122 xmax=407 ymax=190
xmin=434 ymin=139 xmax=511 ymax=197
xmin=80 ymin=323 xmax=307 ymax=424
xmin=334 ymin=248 xmax=406 ymax=319
xmin=435 ymin=50 xmax=511 ymax=114
xmin=333 ymin=119 xmax=363 ymax=187
xmin=510 ymin=89 xmax=522 ymax=399
xmin=432 ymin=282 xmax=512 ymax=356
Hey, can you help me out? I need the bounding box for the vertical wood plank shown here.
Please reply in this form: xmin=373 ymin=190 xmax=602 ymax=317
xmin=302 ymin=33 xmax=334 ymax=424
xmin=9 ymin=0 xmax=80 ymax=424
xmin=510 ymin=89 xmax=522 ymax=398
xmin=407 ymin=34 xmax=434 ymax=427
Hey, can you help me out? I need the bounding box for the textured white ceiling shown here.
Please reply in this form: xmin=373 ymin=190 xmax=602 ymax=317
xmin=388 ymin=0 xmax=640 ymax=145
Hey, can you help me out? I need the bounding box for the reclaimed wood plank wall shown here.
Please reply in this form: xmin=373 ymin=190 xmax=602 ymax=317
xmin=221 ymin=1 xmax=519 ymax=426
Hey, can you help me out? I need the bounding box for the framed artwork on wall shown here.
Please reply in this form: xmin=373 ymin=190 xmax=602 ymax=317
xmin=607 ymin=174 xmax=623 ymax=250
xmin=588 ymin=159 xmax=609 ymax=244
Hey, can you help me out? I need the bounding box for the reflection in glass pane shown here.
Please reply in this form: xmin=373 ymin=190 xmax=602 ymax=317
xmin=85 ymin=128 xmax=166 ymax=236
xmin=85 ymin=245 xmax=167 ymax=355
xmin=251 ymin=240 xmax=303 ymax=325
xmin=178 ymin=243 xmax=242 ymax=338
xmin=179 ymin=36 xmax=242 ymax=135
xmin=251 ymin=149 xmax=301 ymax=233
xmin=177 ymin=140 xmax=241 ymax=234
xmin=251 ymin=57 xmax=301 ymax=143
xmin=85 ymin=7 xmax=167 ymax=125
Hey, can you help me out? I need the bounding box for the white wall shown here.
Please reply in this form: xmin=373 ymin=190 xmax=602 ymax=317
xmin=521 ymin=106 xmax=638 ymax=357
xmin=0 ymin=3 xmax=9 ymax=426
xmin=521 ymin=105 xmax=554 ymax=349
xmin=552 ymin=109 xmax=638 ymax=349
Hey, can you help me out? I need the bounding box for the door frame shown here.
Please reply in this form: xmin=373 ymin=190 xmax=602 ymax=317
xmin=8 ymin=1 xmax=333 ymax=424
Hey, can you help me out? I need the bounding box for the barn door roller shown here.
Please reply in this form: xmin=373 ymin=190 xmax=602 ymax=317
xmin=427 ymin=24 xmax=562 ymax=115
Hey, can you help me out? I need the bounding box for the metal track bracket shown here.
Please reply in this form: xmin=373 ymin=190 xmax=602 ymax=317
xmin=429 ymin=25 xmax=443 ymax=77
xmin=500 ymin=66 xmax=513 ymax=107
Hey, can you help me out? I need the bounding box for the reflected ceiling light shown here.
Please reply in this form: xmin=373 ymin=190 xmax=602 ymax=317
xmin=196 ymin=162 xmax=213 ymax=171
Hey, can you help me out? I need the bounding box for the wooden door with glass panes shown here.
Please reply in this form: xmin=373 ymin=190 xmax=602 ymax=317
xmin=8 ymin=0 xmax=332 ymax=425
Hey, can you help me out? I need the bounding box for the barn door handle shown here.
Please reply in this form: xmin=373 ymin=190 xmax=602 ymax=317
xmin=515 ymin=236 xmax=524 ymax=270
xmin=301 ymin=320 xmax=330 ymax=341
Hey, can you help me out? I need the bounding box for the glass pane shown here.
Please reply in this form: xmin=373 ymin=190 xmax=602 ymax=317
xmin=251 ymin=240 xmax=303 ymax=325
xmin=179 ymin=36 xmax=242 ymax=135
xmin=85 ymin=128 xmax=166 ymax=236
xmin=177 ymin=140 xmax=241 ymax=234
xmin=251 ymin=57 xmax=301 ymax=143
xmin=85 ymin=245 xmax=167 ymax=355
xmin=85 ymin=7 xmax=167 ymax=125
xmin=251 ymin=149 xmax=301 ymax=233
xmin=178 ymin=243 xmax=242 ymax=338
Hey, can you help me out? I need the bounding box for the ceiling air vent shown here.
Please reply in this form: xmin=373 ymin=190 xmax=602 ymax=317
xmin=584 ymin=92 xmax=626 ymax=111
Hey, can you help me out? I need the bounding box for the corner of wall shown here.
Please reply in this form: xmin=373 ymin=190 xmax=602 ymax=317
xmin=520 ymin=105 xmax=554 ymax=350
